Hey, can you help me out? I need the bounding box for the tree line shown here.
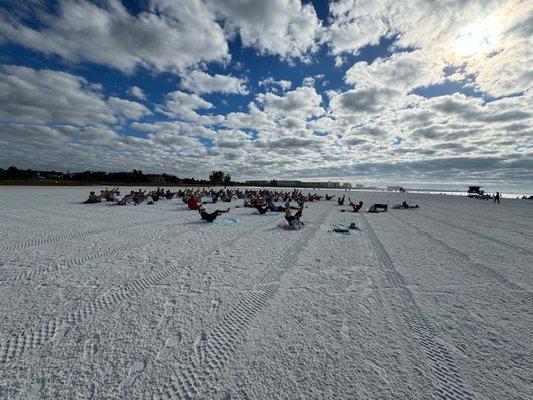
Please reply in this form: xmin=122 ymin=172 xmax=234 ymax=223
xmin=0 ymin=166 xmax=236 ymax=186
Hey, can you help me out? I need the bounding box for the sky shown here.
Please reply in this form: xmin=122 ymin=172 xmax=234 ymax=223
xmin=0 ymin=0 xmax=531 ymax=192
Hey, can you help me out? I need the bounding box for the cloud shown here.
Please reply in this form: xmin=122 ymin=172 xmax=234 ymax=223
xmin=131 ymin=121 xmax=218 ymax=139
xmin=0 ymin=64 xmax=149 ymax=125
xmin=257 ymin=86 xmax=325 ymax=120
xmin=0 ymin=0 xmax=229 ymax=73
xmin=180 ymin=70 xmax=248 ymax=95
xmin=128 ymin=86 xmax=147 ymax=100
xmin=329 ymin=87 xmax=402 ymax=117
xmin=208 ymin=0 xmax=322 ymax=60
xmin=258 ymin=77 xmax=292 ymax=92
xmin=325 ymin=0 xmax=532 ymax=96
xmin=156 ymin=90 xmax=213 ymax=120
xmin=107 ymin=97 xmax=152 ymax=120
xmin=345 ymin=50 xmax=445 ymax=92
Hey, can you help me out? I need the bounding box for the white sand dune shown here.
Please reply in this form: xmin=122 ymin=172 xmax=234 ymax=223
xmin=0 ymin=187 xmax=531 ymax=399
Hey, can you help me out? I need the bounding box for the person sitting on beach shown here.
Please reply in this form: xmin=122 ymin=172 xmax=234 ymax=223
xmin=198 ymin=205 xmax=230 ymax=222
xmin=403 ymin=201 xmax=418 ymax=209
xmin=84 ymin=191 xmax=103 ymax=204
xmin=132 ymin=190 xmax=147 ymax=205
xmin=337 ymin=195 xmax=345 ymax=206
xmin=285 ymin=205 xmax=304 ymax=229
xmin=267 ymin=196 xmax=286 ymax=212
xmin=325 ymin=194 xmax=335 ymax=200
xmin=187 ymin=194 xmax=202 ymax=210
xmin=103 ymin=188 xmax=119 ymax=201
xmin=255 ymin=203 xmax=270 ymax=214
xmin=221 ymin=190 xmax=233 ymax=202
xmin=393 ymin=201 xmax=419 ymax=209
xmin=367 ymin=203 xmax=388 ymax=213
xmin=165 ymin=190 xmax=175 ymax=200
xmin=114 ymin=191 xmax=125 ymax=205
xmin=348 ymin=198 xmax=363 ymax=212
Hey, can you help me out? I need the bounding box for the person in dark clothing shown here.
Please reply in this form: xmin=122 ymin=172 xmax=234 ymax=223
xmin=255 ymin=204 xmax=269 ymax=214
xmin=402 ymin=201 xmax=418 ymax=209
xmin=198 ymin=206 xmax=230 ymax=222
xmin=348 ymin=198 xmax=363 ymax=212
xmin=267 ymin=197 xmax=286 ymax=212
xmin=325 ymin=194 xmax=335 ymax=200
xmin=494 ymin=192 xmax=501 ymax=204
xmin=337 ymin=195 xmax=345 ymax=206
xmin=285 ymin=205 xmax=303 ymax=224
xmin=368 ymin=203 xmax=388 ymax=213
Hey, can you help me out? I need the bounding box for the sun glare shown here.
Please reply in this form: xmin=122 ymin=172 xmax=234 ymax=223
xmin=454 ymin=18 xmax=501 ymax=57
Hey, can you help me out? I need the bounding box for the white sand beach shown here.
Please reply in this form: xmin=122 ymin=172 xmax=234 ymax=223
xmin=0 ymin=187 xmax=531 ymax=399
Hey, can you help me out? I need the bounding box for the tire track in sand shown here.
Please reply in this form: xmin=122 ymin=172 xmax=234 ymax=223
xmin=0 ymin=215 xmax=173 ymax=255
xmin=13 ymin=241 xmax=141 ymax=281
xmin=361 ymin=214 xmax=474 ymax=400
xmin=0 ymin=228 xmax=254 ymax=366
xmin=394 ymin=214 xmax=531 ymax=299
xmin=419 ymin=212 xmax=532 ymax=256
xmin=155 ymin=206 xmax=332 ymax=400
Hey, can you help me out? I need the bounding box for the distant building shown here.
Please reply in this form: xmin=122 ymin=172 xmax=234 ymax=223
xmin=278 ymin=180 xmax=303 ymax=187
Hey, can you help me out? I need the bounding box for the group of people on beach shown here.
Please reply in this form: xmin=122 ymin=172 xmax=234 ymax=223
xmin=83 ymin=187 xmax=175 ymax=205
xmin=184 ymin=188 xmax=307 ymax=228
xmin=83 ymin=187 xmax=421 ymax=229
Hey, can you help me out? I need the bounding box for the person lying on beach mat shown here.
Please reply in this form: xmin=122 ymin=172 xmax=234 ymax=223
xmin=393 ymin=201 xmax=419 ymax=209
xmin=198 ymin=205 xmax=230 ymax=222
xmin=348 ymin=198 xmax=363 ymax=212
xmin=325 ymin=194 xmax=335 ymax=200
xmin=285 ymin=205 xmax=304 ymax=230
xmin=367 ymin=203 xmax=388 ymax=213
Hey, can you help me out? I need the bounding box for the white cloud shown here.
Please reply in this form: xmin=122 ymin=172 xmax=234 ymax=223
xmin=258 ymin=77 xmax=292 ymax=92
xmin=345 ymin=50 xmax=445 ymax=92
xmin=156 ymin=90 xmax=213 ymax=120
xmin=302 ymin=76 xmax=316 ymax=87
xmin=325 ymin=0 xmax=532 ymax=96
xmin=208 ymin=0 xmax=322 ymax=60
xmin=132 ymin=121 xmax=218 ymax=139
xmin=107 ymin=97 xmax=152 ymax=120
xmin=257 ymin=86 xmax=325 ymax=120
xmin=0 ymin=0 xmax=229 ymax=73
xmin=180 ymin=70 xmax=248 ymax=95
xmin=0 ymin=65 xmax=149 ymax=125
xmin=128 ymin=86 xmax=147 ymax=100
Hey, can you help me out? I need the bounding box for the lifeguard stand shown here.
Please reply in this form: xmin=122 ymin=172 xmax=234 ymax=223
xmin=467 ymin=185 xmax=487 ymax=198
xmin=468 ymin=185 xmax=482 ymax=195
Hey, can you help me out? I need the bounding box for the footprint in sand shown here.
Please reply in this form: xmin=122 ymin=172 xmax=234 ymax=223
xmin=194 ymin=330 xmax=208 ymax=366
xmin=341 ymin=321 xmax=350 ymax=341
xmin=210 ymin=294 xmax=222 ymax=313
xmin=158 ymin=298 xmax=175 ymax=327
xmin=157 ymin=334 xmax=182 ymax=361
xmin=120 ymin=360 xmax=145 ymax=388
xmin=83 ymin=336 xmax=99 ymax=359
